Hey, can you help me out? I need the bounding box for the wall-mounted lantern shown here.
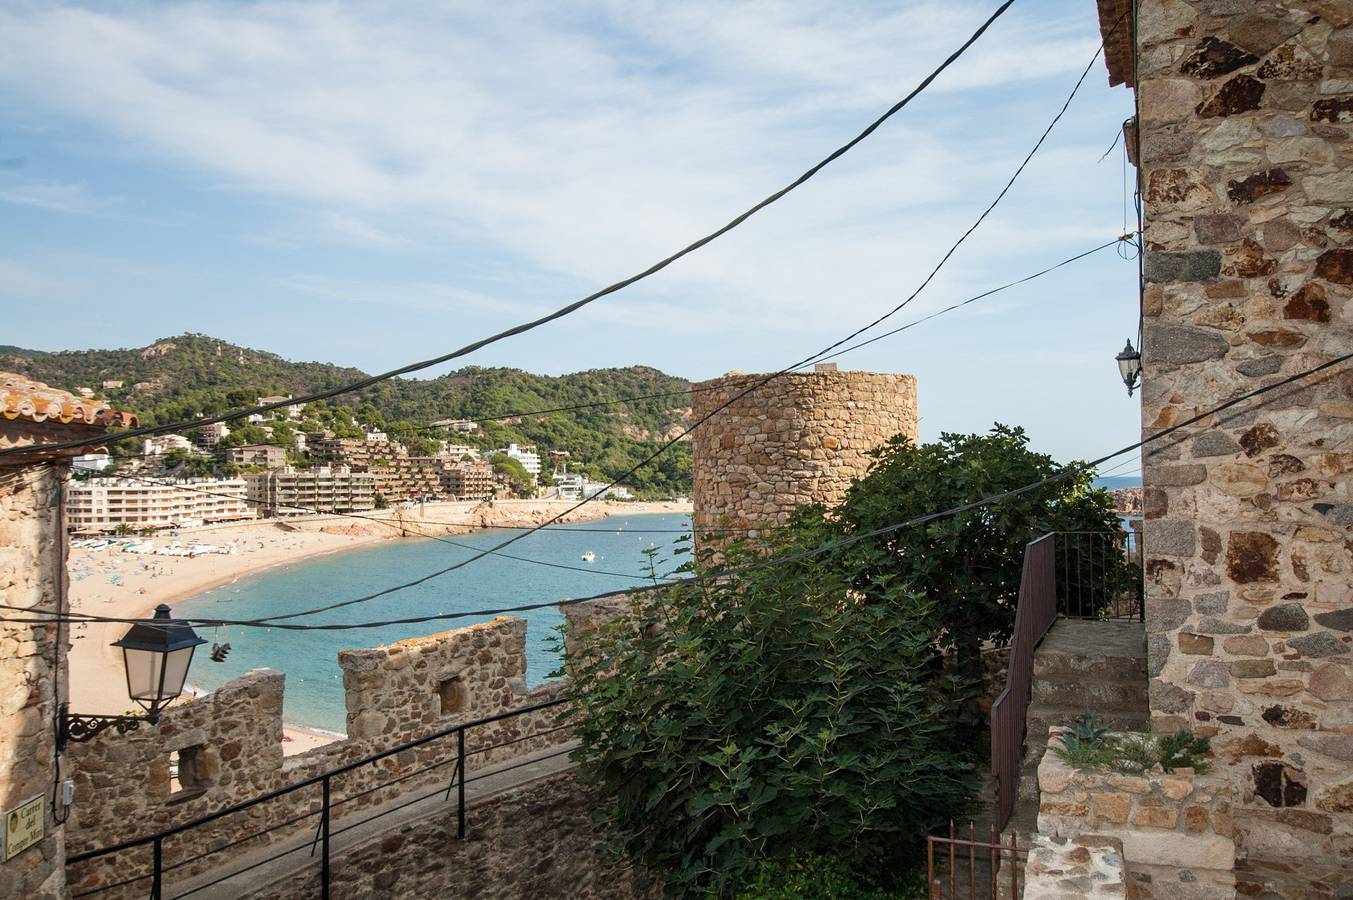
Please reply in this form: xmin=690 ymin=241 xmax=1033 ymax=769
xmin=1116 ymin=340 xmax=1142 ymax=397
xmin=59 ymin=604 xmax=205 ymax=749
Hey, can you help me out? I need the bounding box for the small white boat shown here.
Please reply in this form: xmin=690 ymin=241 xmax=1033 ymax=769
xmin=581 ymin=551 xmax=596 ymax=562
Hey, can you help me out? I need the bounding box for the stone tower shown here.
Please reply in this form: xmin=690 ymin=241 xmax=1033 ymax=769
xmin=690 ymin=364 xmax=918 ymax=540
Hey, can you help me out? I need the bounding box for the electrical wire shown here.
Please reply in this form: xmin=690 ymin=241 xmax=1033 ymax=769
xmin=76 ymin=233 xmax=1120 ymax=565
xmin=239 ymin=19 xmax=1118 ymax=625
xmin=30 ymin=26 xmax=1129 ymax=633
xmin=0 ymin=0 xmax=1016 ymax=462
xmin=409 ymin=237 xmax=1125 ymax=431
xmin=22 ymin=347 xmax=1353 ymax=634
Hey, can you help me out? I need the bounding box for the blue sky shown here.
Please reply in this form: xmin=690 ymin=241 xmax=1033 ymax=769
xmin=0 ymin=1 xmax=1140 ymax=468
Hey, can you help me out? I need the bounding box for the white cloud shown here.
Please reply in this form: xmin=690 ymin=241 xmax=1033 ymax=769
xmin=0 ymin=180 xmax=105 ymax=213
xmin=0 ymin=1 xmax=1130 ymax=340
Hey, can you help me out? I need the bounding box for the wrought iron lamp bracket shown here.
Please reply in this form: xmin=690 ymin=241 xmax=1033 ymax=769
xmin=58 ymin=703 xmax=156 ymax=751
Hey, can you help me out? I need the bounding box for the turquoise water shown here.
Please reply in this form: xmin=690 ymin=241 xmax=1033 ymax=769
xmin=176 ymin=514 xmax=691 ymax=733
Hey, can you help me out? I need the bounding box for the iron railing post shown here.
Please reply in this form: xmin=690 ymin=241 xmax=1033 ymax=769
xmin=150 ymin=836 xmax=162 ymax=900
xmin=457 ymin=726 xmax=467 ymax=839
xmin=321 ymin=774 xmax=331 ymax=900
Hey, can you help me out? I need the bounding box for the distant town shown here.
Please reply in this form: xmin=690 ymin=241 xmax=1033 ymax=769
xmin=66 ymin=393 xmax=639 ymax=533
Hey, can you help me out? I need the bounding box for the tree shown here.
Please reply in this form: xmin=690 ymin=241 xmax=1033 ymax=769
xmin=566 ymin=528 xmax=977 ymax=897
xmin=217 ymin=423 xmax=270 ymax=449
xmin=827 ymin=425 xmax=1123 ymax=715
xmin=567 ymin=424 xmax=1126 ymax=895
xmin=490 ymin=453 xmax=533 ymax=497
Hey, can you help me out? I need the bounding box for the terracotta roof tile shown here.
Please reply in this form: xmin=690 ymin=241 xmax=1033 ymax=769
xmin=1097 ymin=0 xmax=1135 ymax=88
xmin=1 ymin=372 xmax=139 ymax=429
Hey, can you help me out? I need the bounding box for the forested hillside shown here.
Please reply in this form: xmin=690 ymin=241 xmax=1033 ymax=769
xmin=2 ymin=335 xmax=693 ymax=495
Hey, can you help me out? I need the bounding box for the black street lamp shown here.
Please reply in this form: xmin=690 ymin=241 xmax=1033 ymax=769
xmin=1116 ymin=340 xmax=1142 ymax=397
xmin=59 ymin=604 xmax=206 ymax=750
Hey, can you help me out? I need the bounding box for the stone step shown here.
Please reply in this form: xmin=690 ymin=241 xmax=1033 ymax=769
xmin=1024 ymin=704 xmax=1151 ymax=747
xmin=1033 ymin=650 xmax=1147 ymax=682
xmin=1022 ymin=704 xmax=1151 ymax=767
xmin=1029 ymin=674 xmax=1149 ymax=711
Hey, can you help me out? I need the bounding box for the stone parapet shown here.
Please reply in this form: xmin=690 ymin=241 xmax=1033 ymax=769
xmin=1036 ymin=729 xmax=1235 ymax=900
xmin=64 ymin=616 xmax=572 ymax=897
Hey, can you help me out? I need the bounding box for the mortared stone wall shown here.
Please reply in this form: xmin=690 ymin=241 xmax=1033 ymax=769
xmin=1132 ymin=2 xmax=1353 ymax=894
xmin=690 ymin=368 xmax=918 ymax=544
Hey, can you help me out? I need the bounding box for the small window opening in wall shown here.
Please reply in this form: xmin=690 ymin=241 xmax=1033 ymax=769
xmin=168 ymin=745 xmax=206 ymax=801
xmin=439 ymin=676 xmax=465 ymax=715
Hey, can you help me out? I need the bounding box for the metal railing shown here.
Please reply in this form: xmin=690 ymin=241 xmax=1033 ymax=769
xmin=987 ymin=529 xmax=1142 ymax=832
xmin=988 ymin=534 xmax=1058 ymax=833
xmin=927 ymin=821 xmax=1027 ymax=899
xmin=1055 ymin=529 xmax=1142 ymax=620
xmin=66 ymin=697 xmax=570 ymax=899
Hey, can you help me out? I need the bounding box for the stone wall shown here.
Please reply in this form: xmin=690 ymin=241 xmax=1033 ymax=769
xmin=1037 ymin=729 xmax=1235 ymax=900
xmin=249 ymin=770 xmax=641 ymax=900
xmin=1023 ymin=833 xmax=1127 ymax=900
xmin=689 ymin=367 xmax=917 ymax=544
xmin=0 ymin=464 xmax=67 ymax=900
xmin=1133 ymin=1 xmax=1353 ymax=893
xmin=63 ymin=616 xmax=572 ymax=897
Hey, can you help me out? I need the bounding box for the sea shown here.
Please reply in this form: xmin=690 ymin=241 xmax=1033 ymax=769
xmin=179 ymin=475 xmax=1143 ymax=735
xmin=176 ymin=513 xmax=694 ymax=734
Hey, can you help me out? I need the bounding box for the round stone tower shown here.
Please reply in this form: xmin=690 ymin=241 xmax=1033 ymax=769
xmin=690 ymin=364 xmax=918 ymax=539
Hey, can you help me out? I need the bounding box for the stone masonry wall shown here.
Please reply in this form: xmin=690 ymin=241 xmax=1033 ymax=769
xmin=690 ymin=368 xmax=917 ymax=544
xmin=64 ymin=616 xmax=571 ymax=897
xmin=0 ymin=464 xmax=68 ymax=900
xmin=1023 ymin=833 xmax=1127 ymax=900
xmin=1134 ymin=1 xmax=1353 ymax=893
xmin=249 ymin=769 xmax=642 ymax=900
xmin=1037 ymin=729 xmax=1235 ymax=900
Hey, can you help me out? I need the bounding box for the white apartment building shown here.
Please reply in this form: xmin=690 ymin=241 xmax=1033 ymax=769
xmin=245 ymin=466 xmax=376 ymax=516
xmin=499 ymin=444 xmax=541 ymax=478
xmin=441 ymin=444 xmax=478 ymax=460
xmin=72 ymin=452 xmax=113 ymax=473
xmin=66 ymin=478 xmax=254 ymax=532
xmin=143 ymin=434 xmax=196 ymax=457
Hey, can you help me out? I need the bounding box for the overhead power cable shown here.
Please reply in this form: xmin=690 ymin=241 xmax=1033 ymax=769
xmin=27 ymin=344 xmax=1350 ymax=635
xmin=70 ymin=233 xmax=1126 ymax=573
xmin=0 ymin=0 xmax=1016 ymax=462
xmin=242 ymin=17 xmax=1116 ymax=625
xmin=413 ymin=237 xmax=1127 ymax=431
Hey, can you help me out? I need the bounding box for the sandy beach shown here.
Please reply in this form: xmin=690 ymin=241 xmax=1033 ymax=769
xmin=66 ymin=499 xmax=691 ymax=754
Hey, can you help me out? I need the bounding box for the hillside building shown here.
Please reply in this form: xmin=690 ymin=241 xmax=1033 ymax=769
xmin=65 ymin=477 xmax=253 ymax=532
xmin=498 ymin=443 xmax=541 ymax=478
xmin=244 ymin=466 xmax=375 ymax=516
xmin=225 ymin=443 xmax=287 ymax=469
xmin=197 ymin=421 xmax=229 ymax=449
xmin=442 ymin=460 xmax=495 ymax=500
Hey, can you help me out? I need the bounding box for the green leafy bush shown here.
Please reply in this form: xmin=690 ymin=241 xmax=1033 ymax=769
xmin=732 ymin=852 xmax=927 ymax=899
xmin=566 ymin=529 xmax=979 ymax=897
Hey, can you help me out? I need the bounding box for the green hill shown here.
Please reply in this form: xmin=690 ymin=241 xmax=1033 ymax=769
xmin=2 ymin=334 xmax=693 ymax=496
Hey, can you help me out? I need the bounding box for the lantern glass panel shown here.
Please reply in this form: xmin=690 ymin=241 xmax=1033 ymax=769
xmin=159 ymin=646 xmax=196 ymax=701
xmin=122 ymin=646 xmax=163 ymax=705
xmin=1118 ymin=355 xmax=1141 ymax=383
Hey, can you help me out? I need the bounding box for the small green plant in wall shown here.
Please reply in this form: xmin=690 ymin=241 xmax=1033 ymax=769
xmin=1053 ymin=711 xmax=1211 ymax=775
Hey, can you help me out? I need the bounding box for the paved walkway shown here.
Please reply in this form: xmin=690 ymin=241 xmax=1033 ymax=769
xmin=169 ymin=742 xmax=578 ymax=899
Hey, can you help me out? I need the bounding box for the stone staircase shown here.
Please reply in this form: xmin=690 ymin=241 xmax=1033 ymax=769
xmin=997 ymin=618 xmax=1149 ymax=895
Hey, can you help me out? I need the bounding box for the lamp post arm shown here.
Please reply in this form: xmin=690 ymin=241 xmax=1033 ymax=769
xmin=58 ymin=703 xmax=157 ymax=751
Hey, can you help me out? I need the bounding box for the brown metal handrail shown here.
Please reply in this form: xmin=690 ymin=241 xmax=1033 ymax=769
xmin=988 ymin=534 xmax=1057 ymax=832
